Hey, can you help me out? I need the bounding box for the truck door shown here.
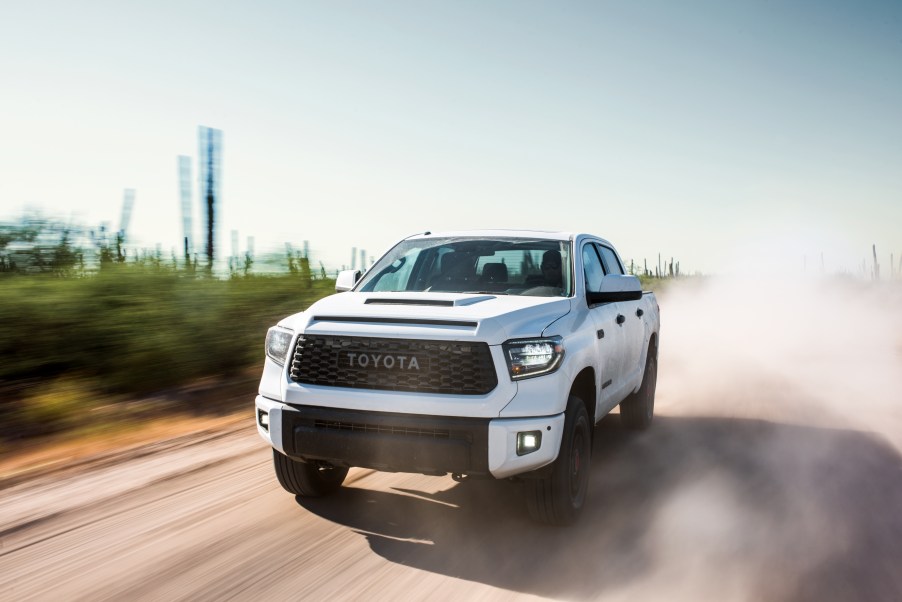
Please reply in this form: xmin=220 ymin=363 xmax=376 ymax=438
xmin=597 ymin=243 xmax=645 ymax=393
xmin=582 ymin=243 xmax=624 ymax=413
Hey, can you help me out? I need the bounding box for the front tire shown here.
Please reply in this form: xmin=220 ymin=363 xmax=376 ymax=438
xmin=526 ymin=395 xmax=591 ymax=525
xmin=273 ymin=450 xmax=349 ymax=497
xmin=620 ymin=342 xmax=657 ymax=430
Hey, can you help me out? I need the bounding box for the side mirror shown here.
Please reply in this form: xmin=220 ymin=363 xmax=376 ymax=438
xmin=335 ymin=269 xmax=361 ymax=292
xmin=586 ymin=274 xmax=643 ymax=305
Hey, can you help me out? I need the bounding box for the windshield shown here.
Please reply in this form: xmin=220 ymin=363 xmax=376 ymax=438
xmin=357 ymin=236 xmax=572 ymax=297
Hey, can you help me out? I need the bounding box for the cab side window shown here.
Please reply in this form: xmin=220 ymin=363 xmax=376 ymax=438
xmin=582 ymin=244 xmax=605 ymax=293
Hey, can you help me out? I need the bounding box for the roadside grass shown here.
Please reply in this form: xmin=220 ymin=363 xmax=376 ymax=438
xmin=1 ymin=267 xmax=333 ymax=445
xmin=638 ymin=273 xmax=703 ymax=294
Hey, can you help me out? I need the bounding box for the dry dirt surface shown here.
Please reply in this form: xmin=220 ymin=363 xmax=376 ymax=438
xmin=2 ymin=277 xmax=901 ymax=601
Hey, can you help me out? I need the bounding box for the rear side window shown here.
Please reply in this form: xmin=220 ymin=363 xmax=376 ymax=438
xmin=597 ymin=245 xmax=624 ymax=275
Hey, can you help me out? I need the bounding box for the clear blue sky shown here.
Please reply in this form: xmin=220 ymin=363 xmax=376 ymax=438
xmin=2 ymin=0 xmax=900 ymax=274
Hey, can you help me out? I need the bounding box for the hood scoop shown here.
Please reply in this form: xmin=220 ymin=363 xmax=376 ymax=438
xmin=365 ymin=298 xmax=454 ymax=307
xmin=311 ymin=316 xmax=477 ymax=328
xmin=364 ymin=295 xmax=495 ymax=307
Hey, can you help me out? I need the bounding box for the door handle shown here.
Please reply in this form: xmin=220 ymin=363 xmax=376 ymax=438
xmin=616 ymin=314 xmax=625 ymax=325
xmin=636 ymin=308 xmax=644 ymax=317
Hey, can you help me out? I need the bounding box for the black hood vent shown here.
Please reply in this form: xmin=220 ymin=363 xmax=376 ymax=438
xmin=312 ymin=316 xmax=477 ymax=328
xmin=365 ymin=298 xmax=454 ymax=307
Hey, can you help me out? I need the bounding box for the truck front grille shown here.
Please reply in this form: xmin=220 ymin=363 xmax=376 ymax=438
xmin=290 ymin=335 xmax=497 ymax=395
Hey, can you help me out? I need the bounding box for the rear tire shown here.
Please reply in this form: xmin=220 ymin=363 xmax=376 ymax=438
xmin=620 ymin=342 xmax=657 ymax=430
xmin=526 ymin=395 xmax=591 ymax=525
xmin=273 ymin=450 xmax=349 ymax=497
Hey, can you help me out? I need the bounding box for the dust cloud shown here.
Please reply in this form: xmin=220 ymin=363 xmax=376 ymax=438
xmin=658 ymin=274 xmax=902 ymax=444
xmin=594 ymin=274 xmax=902 ymax=601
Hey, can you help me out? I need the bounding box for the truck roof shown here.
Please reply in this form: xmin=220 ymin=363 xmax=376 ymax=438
xmin=406 ymin=229 xmax=576 ymax=242
xmin=405 ymin=229 xmax=618 ymax=249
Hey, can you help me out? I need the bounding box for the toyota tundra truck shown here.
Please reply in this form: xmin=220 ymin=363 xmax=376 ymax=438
xmin=255 ymin=230 xmax=660 ymax=525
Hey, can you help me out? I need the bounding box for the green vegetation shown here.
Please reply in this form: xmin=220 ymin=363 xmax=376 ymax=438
xmin=1 ymin=217 xmax=334 ymax=443
xmin=0 ymin=267 xmax=332 ymax=440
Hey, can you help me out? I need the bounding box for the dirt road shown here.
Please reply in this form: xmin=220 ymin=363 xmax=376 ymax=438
xmin=2 ymin=278 xmax=901 ymax=600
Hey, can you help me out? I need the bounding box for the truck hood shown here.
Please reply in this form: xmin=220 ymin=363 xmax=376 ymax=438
xmin=279 ymin=291 xmax=572 ymax=344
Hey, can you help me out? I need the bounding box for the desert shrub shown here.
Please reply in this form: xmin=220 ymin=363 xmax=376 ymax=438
xmin=0 ymin=266 xmax=332 ymax=398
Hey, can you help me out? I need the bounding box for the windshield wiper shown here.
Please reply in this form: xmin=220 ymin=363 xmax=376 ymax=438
xmin=460 ymin=290 xmax=509 ymax=295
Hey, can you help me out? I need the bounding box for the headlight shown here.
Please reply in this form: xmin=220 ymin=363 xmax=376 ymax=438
xmin=502 ymin=336 xmax=564 ymax=380
xmin=265 ymin=327 xmax=294 ymax=366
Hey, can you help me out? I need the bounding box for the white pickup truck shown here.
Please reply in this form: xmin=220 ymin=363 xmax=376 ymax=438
xmin=255 ymin=230 xmax=660 ymax=524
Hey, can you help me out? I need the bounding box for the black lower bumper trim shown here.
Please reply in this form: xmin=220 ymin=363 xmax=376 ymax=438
xmin=281 ymin=405 xmax=491 ymax=476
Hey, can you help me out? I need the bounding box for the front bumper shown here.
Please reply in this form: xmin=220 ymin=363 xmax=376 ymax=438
xmin=255 ymin=395 xmax=564 ymax=479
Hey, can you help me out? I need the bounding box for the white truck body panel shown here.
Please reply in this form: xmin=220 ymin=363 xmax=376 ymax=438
xmin=255 ymin=230 xmax=660 ymax=482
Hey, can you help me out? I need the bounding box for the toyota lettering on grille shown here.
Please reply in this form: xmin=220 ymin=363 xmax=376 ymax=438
xmin=343 ymin=352 xmax=422 ymax=370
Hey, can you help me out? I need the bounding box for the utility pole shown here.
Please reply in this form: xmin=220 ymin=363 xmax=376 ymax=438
xmin=178 ymin=156 xmax=193 ymax=266
xmin=198 ymin=126 xmax=222 ymax=274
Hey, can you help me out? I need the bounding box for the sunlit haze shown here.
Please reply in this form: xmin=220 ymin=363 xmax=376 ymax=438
xmin=1 ymin=1 xmax=900 ymax=274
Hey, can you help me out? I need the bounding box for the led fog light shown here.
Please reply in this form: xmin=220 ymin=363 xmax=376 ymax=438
xmin=516 ymin=430 xmax=542 ymax=456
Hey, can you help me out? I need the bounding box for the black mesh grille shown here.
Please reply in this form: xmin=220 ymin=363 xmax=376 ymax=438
xmin=314 ymin=420 xmax=451 ymax=439
xmin=290 ymin=335 xmax=497 ymax=395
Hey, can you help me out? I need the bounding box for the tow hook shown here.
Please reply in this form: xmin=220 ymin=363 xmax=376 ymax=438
xmin=452 ymin=473 xmax=469 ymax=482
